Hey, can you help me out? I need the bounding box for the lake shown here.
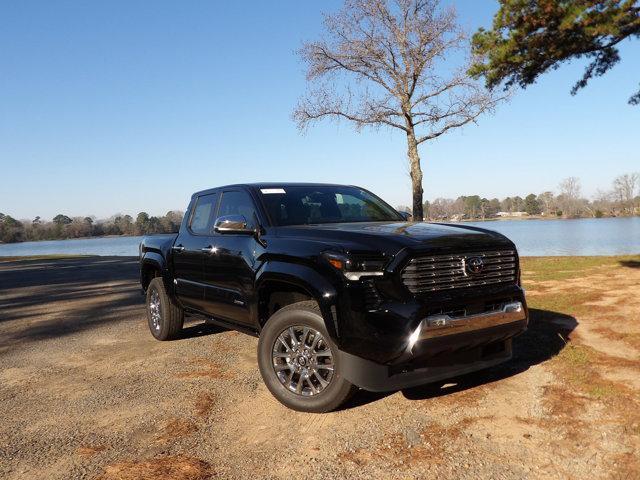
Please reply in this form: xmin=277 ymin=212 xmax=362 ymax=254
xmin=0 ymin=217 xmax=639 ymax=257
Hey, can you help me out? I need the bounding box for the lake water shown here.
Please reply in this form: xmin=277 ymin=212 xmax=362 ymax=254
xmin=0 ymin=217 xmax=639 ymax=257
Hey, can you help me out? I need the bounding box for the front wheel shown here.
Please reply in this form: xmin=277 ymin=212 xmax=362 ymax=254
xmin=257 ymin=301 xmax=357 ymax=413
xmin=146 ymin=277 xmax=184 ymax=341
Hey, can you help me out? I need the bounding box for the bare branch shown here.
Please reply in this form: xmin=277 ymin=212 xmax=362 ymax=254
xmin=294 ymin=0 xmax=505 ymax=220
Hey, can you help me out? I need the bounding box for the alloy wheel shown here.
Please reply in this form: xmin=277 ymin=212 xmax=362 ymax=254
xmin=271 ymin=325 xmax=334 ymax=396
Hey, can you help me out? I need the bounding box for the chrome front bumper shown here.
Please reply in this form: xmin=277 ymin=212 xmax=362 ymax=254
xmin=413 ymin=301 xmax=526 ymax=342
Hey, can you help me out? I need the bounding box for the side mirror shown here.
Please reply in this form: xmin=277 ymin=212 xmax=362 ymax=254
xmin=398 ymin=211 xmax=412 ymax=221
xmin=214 ymin=215 xmax=254 ymax=234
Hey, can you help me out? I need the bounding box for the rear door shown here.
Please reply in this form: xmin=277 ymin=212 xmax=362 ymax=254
xmin=201 ymin=189 xmax=261 ymax=326
xmin=172 ymin=192 xmax=219 ymax=311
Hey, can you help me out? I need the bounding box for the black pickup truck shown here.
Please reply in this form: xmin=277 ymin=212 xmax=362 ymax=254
xmin=140 ymin=183 xmax=528 ymax=412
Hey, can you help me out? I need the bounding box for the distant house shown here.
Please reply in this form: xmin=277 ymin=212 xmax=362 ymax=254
xmin=496 ymin=211 xmax=529 ymax=217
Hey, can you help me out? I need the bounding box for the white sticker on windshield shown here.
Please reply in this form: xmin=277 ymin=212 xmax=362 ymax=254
xmin=261 ymin=188 xmax=286 ymax=194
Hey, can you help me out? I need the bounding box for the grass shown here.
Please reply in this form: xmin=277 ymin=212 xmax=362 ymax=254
xmin=520 ymin=254 xmax=640 ymax=317
xmin=520 ymin=254 xmax=640 ymax=282
xmin=588 ymin=385 xmax=618 ymax=400
xmin=521 ymin=255 xmax=640 ymax=407
xmin=558 ymin=344 xmax=591 ymax=367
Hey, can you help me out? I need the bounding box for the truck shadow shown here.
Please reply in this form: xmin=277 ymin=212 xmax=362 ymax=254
xmin=180 ymin=321 xmax=228 ymax=338
xmin=619 ymin=259 xmax=640 ymax=269
xmin=342 ymin=308 xmax=577 ymax=409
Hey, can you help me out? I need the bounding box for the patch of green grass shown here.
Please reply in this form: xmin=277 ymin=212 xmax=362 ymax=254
xmin=560 ymin=344 xmax=591 ymax=366
xmin=552 ymin=345 xmax=624 ymax=400
xmin=526 ymin=290 xmax=603 ymax=317
xmin=520 ymin=255 xmax=640 ymax=282
xmin=521 ymin=254 xmax=640 ymax=317
xmin=589 ymin=385 xmax=618 ymax=400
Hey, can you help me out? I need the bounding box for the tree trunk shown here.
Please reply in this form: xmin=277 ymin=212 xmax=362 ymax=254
xmin=406 ymin=130 xmax=424 ymax=221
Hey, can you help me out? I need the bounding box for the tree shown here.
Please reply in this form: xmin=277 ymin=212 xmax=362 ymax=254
xmin=0 ymin=213 xmax=25 ymax=243
xmin=462 ymin=195 xmax=482 ymax=219
xmin=612 ymin=172 xmax=639 ymax=214
xmin=487 ymin=198 xmax=501 ymax=217
xmin=478 ymin=197 xmax=496 ymax=219
xmin=52 ymin=214 xmax=72 ymax=225
xmin=558 ymin=176 xmax=583 ymax=217
xmin=593 ymin=189 xmax=614 ymax=216
xmin=524 ymin=193 xmax=541 ymax=215
xmin=294 ymin=0 xmax=502 ymax=220
xmin=135 ymin=212 xmax=150 ymax=235
xmin=537 ymin=191 xmax=556 ymax=215
xmin=471 ymin=1 xmax=640 ymax=105
xmin=422 ymin=200 xmax=430 ymax=220
xmin=161 ymin=210 xmax=184 ymax=233
xmin=429 ymin=197 xmax=454 ymax=219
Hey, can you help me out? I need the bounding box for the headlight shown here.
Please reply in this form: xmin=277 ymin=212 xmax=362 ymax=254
xmin=323 ymin=253 xmax=386 ymax=281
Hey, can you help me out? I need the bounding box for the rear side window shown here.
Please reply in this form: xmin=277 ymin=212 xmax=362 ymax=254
xmin=218 ymin=190 xmax=257 ymax=229
xmin=189 ymin=193 xmax=219 ymax=235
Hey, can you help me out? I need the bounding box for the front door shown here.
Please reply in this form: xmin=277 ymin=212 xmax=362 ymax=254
xmin=172 ymin=192 xmax=219 ymax=312
xmin=201 ymin=189 xmax=261 ymax=326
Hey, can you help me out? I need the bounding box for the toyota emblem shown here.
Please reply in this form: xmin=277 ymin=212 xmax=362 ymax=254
xmin=464 ymin=256 xmax=484 ymax=275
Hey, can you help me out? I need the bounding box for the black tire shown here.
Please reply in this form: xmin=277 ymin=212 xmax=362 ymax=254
xmin=146 ymin=277 xmax=184 ymax=341
xmin=258 ymin=300 xmax=357 ymax=413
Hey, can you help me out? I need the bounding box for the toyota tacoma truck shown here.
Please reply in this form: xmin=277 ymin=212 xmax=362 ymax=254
xmin=139 ymin=183 xmax=528 ymax=412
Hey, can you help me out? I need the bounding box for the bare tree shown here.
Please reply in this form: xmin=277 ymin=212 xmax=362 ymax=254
xmin=558 ymin=177 xmax=584 ymax=218
xmin=612 ymin=173 xmax=639 ymax=215
xmin=592 ymin=189 xmax=614 ymax=217
xmin=294 ymin=0 xmax=503 ymax=220
xmin=537 ymin=191 xmax=556 ymax=216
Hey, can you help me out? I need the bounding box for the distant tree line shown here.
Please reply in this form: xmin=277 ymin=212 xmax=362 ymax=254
xmin=0 ymin=211 xmax=184 ymax=244
xmin=397 ymin=173 xmax=640 ymax=221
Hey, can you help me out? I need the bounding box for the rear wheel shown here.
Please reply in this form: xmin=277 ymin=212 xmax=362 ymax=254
xmin=258 ymin=301 xmax=357 ymax=412
xmin=146 ymin=277 xmax=184 ymax=340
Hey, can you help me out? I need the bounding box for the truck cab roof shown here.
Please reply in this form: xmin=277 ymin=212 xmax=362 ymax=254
xmin=192 ymin=183 xmax=356 ymax=198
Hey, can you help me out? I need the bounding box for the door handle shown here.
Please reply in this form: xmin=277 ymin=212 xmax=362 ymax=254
xmin=172 ymin=245 xmax=185 ymax=252
xmin=201 ymin=245 xmax=218 ymax=254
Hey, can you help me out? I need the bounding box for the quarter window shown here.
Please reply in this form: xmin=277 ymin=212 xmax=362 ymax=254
xmin=189 ymin=193 xmax=219 ymax=235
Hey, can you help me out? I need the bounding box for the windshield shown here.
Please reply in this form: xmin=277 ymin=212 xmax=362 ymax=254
xmin=259 ymin=186 xmax=403 ymax=226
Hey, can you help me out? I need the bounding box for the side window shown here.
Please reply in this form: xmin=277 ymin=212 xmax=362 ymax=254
xmin=218 ymin=191 xmax=257 ymax=229
xmin=189 ymin=193 xmax=219 ymax=235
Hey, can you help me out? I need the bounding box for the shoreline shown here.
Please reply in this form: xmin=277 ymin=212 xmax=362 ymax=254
xmin=3 ymin=215 xmax=640 ymax=246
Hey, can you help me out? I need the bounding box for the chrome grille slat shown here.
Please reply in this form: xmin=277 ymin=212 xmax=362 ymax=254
xmin=401 ymin=250 xmax=517 ymax=294
xmin=405 ymin=270 xmax=517 ymax=286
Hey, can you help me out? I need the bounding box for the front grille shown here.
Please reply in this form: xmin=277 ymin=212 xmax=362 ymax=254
xmin=401 ymin=250 xmax=517 ymax=294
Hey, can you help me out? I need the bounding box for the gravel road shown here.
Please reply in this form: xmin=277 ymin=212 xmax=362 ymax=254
xmin=0 ymin=256 xmax=638 ymax=480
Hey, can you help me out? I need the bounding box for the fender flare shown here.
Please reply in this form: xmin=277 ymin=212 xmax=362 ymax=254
xmin=140 ymin=253 xmax=173 ymax=295
xmin=255 ymin=261 xmax=340 ymax=341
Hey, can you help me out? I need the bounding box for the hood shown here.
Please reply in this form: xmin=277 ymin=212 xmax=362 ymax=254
xmin=274 ymin=221 xmax=514 ymax=256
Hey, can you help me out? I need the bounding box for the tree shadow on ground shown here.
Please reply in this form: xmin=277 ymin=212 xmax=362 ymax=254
xmin=342 ymin=308 xmax=577 ymax=409
xmin=0 ymin=257 xmax=142 ymax=349
xmin=0 ymin=257 xmax=232 ymax=351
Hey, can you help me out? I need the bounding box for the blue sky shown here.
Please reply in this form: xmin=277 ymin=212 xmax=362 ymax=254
xmin=1 ymin=0 xmax=638 ymax=220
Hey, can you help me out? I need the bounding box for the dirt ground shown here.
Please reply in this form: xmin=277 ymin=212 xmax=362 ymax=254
xmin=0 ymin=255 xmax=638 ymax=480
